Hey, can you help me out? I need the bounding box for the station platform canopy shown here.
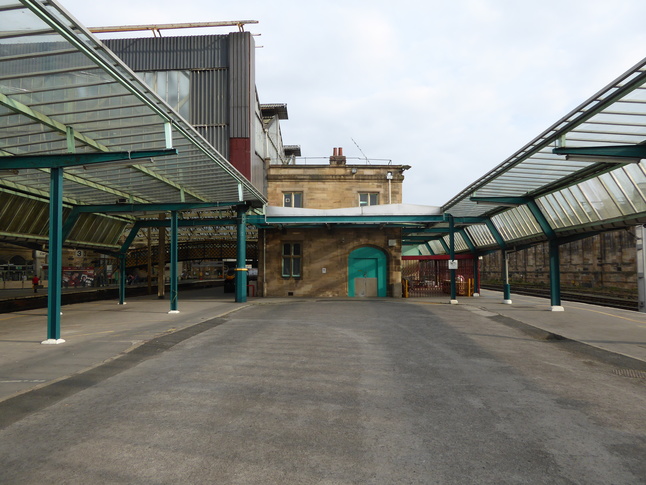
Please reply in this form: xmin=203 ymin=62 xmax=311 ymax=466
xmin=0 ymin=0 xmax=265 ymax=209
xmin=408 ymin=56 xmax=646 ymax=255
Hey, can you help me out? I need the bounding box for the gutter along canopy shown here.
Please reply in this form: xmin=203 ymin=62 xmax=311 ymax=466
xmin=409 ymin=56 xmax=646 ymax=255
xmin=0 ymin=0 xmax=265 ymax=213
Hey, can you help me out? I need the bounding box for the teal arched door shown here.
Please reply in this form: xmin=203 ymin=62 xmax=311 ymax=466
xmin=348 ymin=247 xmax=387 ymax=297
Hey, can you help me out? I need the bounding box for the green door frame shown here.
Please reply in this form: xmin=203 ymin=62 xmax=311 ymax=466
xmin=348 ymin=246 xmax=387 ymax=297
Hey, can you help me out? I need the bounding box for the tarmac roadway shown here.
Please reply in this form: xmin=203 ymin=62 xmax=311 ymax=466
xmin=0 ymin=288 xmax=645 ymax=484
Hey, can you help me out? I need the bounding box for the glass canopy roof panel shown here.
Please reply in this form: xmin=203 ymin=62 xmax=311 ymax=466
xmin=426 ymin=240 xmax=444 ymax=255
xmin=465 ymin=224 xmax=497 ymax=247
xmin=442 ymin=57 xmax=646 ymax=223
xmin=0 ymin=0 xmax=265 ymax=207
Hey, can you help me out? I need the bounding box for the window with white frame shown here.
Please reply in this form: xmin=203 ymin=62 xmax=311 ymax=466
xmin=282 ymin=242 xmax=302 ymax=278
xmin=359 ymin=193 xmax=379 ymax=206
xmin=283 ymin=192 xmax=303 ymax=208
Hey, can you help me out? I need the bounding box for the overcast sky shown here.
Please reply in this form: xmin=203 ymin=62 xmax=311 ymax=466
xmin=60 ymin=0 xmax=646 ymax=206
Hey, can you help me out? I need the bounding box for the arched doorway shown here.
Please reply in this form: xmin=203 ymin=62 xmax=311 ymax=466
xmin=348 ymin=246 xmax=387 ymax=297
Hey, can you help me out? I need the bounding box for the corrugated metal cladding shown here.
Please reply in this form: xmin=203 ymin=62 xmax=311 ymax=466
xmin=228 ymin=32 xmax=253 ymax=138
xmin=191 ymin=69 xmax=229 ymax=156
xmin=103 ymin=36 xmax=229 ymax=70
xmin=191 ymin=69 xmax=228 ymax=124
xmin=196 ymin=126 xmax=230 ymax=159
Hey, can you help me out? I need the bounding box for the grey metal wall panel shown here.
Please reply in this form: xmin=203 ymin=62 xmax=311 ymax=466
xmin=104 ymin=36 xmax=229 ymax=71
xmin=228 ymin=32 xmax=253 ymax=138
xmin=196 ymin=126 xmax=229 ymax=158
xmin=190 ymin=69 xmax=228 ymax=125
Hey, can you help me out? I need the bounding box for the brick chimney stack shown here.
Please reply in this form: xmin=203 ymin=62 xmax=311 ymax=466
xmin=329 ymin=147 xmax=346 ymax=166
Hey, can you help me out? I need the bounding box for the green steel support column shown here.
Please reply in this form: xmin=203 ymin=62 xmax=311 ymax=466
xmin=169 ymin=211 xmax=179 ymax=313
xmin=448 ymin=214 xmax=458 ymax=304
xmin=473 ymin=255 xmax=481 ymax=297
xmin=118 ymin=254 xmax=126 ymax=305
xmin=503 ymin=251 xmax=512 ymax=304
xmin=549 ymin=239 xmax=564 ymax=311
xmin=43 ymin=167 xmax=64 ymax=344
xmin=235 ymin=205 xmax=248 ymax=303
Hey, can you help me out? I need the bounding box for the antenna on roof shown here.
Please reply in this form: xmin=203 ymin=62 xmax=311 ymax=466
xmin=351 ymin=137 xmax=370 ymax=164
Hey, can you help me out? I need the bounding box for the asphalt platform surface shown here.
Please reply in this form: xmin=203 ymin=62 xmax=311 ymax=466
xmin=0 ymin=288 xmax=644 ymax=484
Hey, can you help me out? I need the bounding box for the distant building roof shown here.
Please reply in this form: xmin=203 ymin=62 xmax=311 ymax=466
xmin=260 ymin=104 xmax=289 ymax=120
xmin=283 ymin=145 xmax=302 ymax=157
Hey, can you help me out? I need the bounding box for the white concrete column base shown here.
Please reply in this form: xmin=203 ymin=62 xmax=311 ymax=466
xmin=473 ymin=293 xmax=480 ymax=297
xmin=450 ymin=299 xmax=459 ymax=305
xmin=550 ymin=305 xmax=565 ymax=312
xmin=41 ymin=338 xmax=66 ymax=345
xmin=168 ymin=310 xmax=180 ymax=314
xmin=118 ymin=302 xmax=126 ymax=305
xmin=503 ymin=299 xmax=513 ymax=305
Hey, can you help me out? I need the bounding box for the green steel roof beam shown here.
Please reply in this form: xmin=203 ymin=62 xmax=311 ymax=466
xmin=120 ymin=220 xmax=145 ymax=254
xmin=403 ymin=227 xmax=452 ymax=235
xmin=265 ymin=215 xmax=444 ymax=224
xmin=403 ymin=236 xmax=440 ymax=242
xmin=0 ymin=149 xmax=178 ymax=170
xmin=526 ymin=199 xmax=556 ymax=240
xmin=425 ymin=243 xmax=435 ymax=255
xmin=553 ymin=145 xmax=646 ymax=161
xmin=469 ymin=196 xmax=531 ymax=207
xmin=457 ymin=228 xmax=477 ymax=253
xmin=452 ymin=217 xmax=490 ymax=224
xmin=73 ymin=201 xmax=240 ymax=213
xmin=469 ymin=196 xmax=558 ymax=238
xmin=125 ymin=218 xmax=238 ymax=229
xmin=438 ymin=238 xmax=450 ymax=254
xmin=485 ymin=219 xmax=507 ymax=249
xmin=0 ymin=93 xmax=110 ymax=153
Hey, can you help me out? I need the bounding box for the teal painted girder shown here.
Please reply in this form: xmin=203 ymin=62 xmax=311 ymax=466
xmin=470 ymin=196 xmax=530 ymax=206
xmin=402 ymin=227 xmax=451 ymax=234
xmin=0 ymin=149 xmax=177 ymax=169
xmin=265 ymin=215 xmax=444 ymax=224
xmin=553 ymin=145 xmax=646 ymax=159
xmin=74 ymin=201 xmax=240 ymax=213
xmin=439 ymin=238 xmax=450 ymax=254
xmin=485 ymin=219 xmax=506 ymax=249
xmin=526 ymin=200 xmax=556 ymax=239
xmin=403 ymin=236 xmax=444 ymax=242
xmin=457 ymin=228 xmax=477 ymax=253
